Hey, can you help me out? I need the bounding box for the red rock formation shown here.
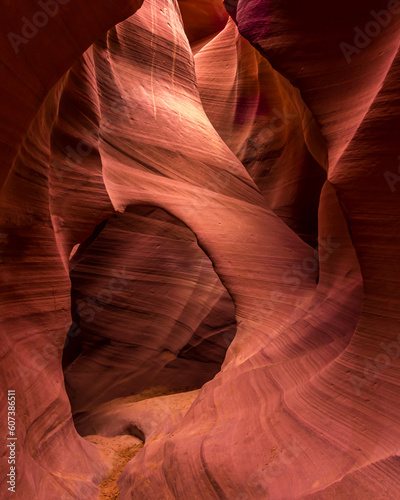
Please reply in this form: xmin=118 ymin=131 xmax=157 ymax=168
xmin=179 ymin=0 xmax=228 ymax=44
xmin=64 ymin=206 xmax=236 ymax=413
xmin=0 ymin=0 xmax=399 ymax=498
xmin=194 ymin=17 xmax=327 ymax=247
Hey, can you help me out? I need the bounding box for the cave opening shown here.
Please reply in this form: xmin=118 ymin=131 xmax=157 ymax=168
xmin=62 ymin=205 xmax=237 ymax=436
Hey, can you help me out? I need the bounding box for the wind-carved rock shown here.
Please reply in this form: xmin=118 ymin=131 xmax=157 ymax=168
xmin=0 ymin=0 xmax=399 ymax=499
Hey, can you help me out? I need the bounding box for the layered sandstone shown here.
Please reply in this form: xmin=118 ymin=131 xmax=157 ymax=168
xmin=0 ymin=0 xmax=399 ymax=499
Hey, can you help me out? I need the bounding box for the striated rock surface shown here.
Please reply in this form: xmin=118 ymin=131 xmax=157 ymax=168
xmin=0 ymin=0 xmax=399 ymax=499
xmin=64 ymin=206 xmax=236 ymax=413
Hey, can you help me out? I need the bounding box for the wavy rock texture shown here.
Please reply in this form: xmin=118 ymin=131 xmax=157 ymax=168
xmin=0 ymin=0 xmax=399 ymax=499
xmin=64 ymin=206 xmax=236 ymax=413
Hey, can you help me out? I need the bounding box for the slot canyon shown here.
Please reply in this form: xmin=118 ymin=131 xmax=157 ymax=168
xmin=1 ymin=0 xmax=400 ymax=498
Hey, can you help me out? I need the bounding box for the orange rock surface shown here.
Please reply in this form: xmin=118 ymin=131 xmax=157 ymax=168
xmin=0 ymin=0 xmax=399 ymax=498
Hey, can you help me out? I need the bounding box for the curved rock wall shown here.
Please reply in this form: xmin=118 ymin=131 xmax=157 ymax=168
xmin=0 ymin=0 xmax=399 ymax=498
